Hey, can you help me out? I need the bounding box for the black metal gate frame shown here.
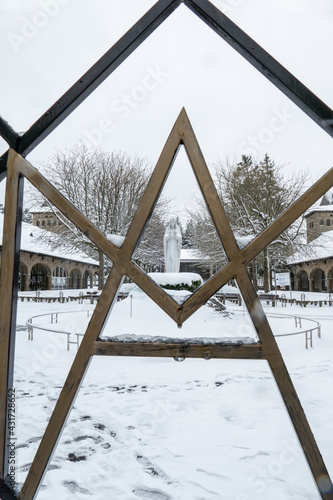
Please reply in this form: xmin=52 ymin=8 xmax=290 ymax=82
xmin=1 ymin=1 xmax=333 ymax=499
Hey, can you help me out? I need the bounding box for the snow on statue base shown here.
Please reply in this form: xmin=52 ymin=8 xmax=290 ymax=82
xmin=148 ymin=272 xmax=203 ymax=289
xmin=148 ymin=272 xmax=203 ymax=305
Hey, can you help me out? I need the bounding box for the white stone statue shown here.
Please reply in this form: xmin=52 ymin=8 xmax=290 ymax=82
xmin=164 ymin=216 xmax=182 ymax=273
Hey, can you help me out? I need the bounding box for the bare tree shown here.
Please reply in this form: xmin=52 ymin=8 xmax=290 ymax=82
xmin=187 ymin=199 xmax=228 ymax=273
xmin=30 ymin=144 xmax=168 ymax=288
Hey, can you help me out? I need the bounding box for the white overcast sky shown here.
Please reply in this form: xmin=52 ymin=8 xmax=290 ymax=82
xmin=0 ymin=0 xmax=333 ymax=216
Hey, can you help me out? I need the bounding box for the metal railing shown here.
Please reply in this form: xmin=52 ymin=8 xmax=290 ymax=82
xmin=25 ymin=310 xmax=321 ymax=351
xmin=25 ymin=310 xmax=91 ymax=350
xmin=267 ymin=313 xmax=321 ymax=349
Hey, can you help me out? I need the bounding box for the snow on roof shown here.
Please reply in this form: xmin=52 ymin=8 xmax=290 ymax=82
xmin=304 ymin=191 xmax=333 ymax=217
xmin=0 ymin=214 xmax=98 ymax=266
xmin=29 ymin=205 xmax=59 ymax=214
xmin=180 ymin=235 xmax=254 ymax=262
xmin=180 ymin=248 xmax=201 ymax=261
xmin=304 ymin=203 xmax=333 ymax=217
xmin=287 ymin=229 xmax=333 ymax=264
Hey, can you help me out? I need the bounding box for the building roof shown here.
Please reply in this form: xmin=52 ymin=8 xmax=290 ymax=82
xmin=29 ymin=203 xmax=59 ymax=214
xmin=304 ymin=191 xmax=333 ymax=218
xmin=304 ymin=204 xmax=333 ymax=218
xmin=0 ymin=214 xmax=98 ymax=266
xmin=180 ymin=248 xmax=202 ymax=262
xmin=287 ymin=229 xmax=333 ymax=265
xmin=29 ymin=206 xmax=55 ymax=214
xmin=321 ymin=191 xmax=333 ymax=206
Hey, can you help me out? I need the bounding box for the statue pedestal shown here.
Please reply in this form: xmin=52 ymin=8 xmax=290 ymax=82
xmin=148 ymin=272 xmax=203 ymax=288
xmin=148 ymin=272 xmax=203 ymax=305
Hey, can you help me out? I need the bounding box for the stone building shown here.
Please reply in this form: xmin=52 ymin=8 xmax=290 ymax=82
xmin=30 ymin=204 xmax=65 ymax=232
xmin=304 ymin=191 xmax=333 ymax=243
xmin=287 ymin=192 xmax=333 ymax=292
xmin=180 ymin=248 xmax=213 ymax=280
xmin=0 ymin=211 xmax=99 ymax=292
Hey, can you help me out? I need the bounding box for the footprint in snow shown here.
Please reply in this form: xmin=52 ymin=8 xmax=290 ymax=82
xmin=63 ymin=480 xmax=91 ymax=495
xmin=132 ymin=488 xmax=171 ymax=500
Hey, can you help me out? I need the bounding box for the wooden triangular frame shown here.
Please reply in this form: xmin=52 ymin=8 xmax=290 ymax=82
xmin=1 ymin=0 xmax=333 ymax=497
xmin=2 ymin=108 xmax=333 ymax=499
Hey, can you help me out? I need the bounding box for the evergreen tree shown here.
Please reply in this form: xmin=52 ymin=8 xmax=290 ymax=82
xmin=191 ymin=154 xmax=308 ymax=291
xmin=183 ymin=219 xmax=195 ymax=248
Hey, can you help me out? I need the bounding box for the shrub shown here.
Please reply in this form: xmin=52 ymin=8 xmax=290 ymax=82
xmin=161 ymin=280 xmax=202 ymax=293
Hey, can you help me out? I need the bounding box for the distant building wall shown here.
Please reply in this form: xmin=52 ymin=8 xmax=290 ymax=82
xmin=305 ymin=210 xmax=333 ymax=243
xmin=0 ymin=247 xmax=99 ymax=291
xmin=31 ymin=210 xmax=64 ymax=232
xmin=289 ymin=258 xmax=333 ymax=292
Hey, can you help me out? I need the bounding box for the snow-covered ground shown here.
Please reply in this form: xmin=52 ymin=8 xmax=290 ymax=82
xmin=11 ymin=290 xmax=333 ymax=499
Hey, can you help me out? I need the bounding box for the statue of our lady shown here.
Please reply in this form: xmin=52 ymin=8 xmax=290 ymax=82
xmin=164 ymin=216 xmax=182 ymax=273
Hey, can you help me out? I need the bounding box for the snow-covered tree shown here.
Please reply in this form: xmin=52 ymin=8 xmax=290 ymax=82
xmin=190 ymin=154 xmax=308 ymax=291
xmin=32 ymin=144 xmax=168 ymax=287
xmin=187 ymin=199 xmax=227 ymax=272
xmin=182 ymin=219 xmax=195 ymax=249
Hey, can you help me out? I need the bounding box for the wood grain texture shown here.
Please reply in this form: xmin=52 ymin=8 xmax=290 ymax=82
xmin=93 ymin=340 xmax=264 ymax=359
xmin=0 ymin=151 xmax=22 ymax=479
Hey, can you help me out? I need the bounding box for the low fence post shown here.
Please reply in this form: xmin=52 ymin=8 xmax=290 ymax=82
xmin=27 ymin=318 xmax=33 ymax=341
xmin=295 ymin=316 xmax=302 ymax=328
xmin=305 ymin=330 xmax=313 ymax=349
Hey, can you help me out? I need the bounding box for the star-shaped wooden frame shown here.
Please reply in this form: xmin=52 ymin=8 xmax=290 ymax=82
xmin=1 ymin=1 xmax=333 ymax=499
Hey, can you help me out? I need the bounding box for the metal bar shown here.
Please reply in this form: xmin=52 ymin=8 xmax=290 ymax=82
xmin=19 ymin=121 xmax=195 ymax=496
xmin=0 ymin=3 xmax=332 ymax=498
xmin=0 ymin=150 xmax=24 ymax=482
xmin=1 ymin=0 xmax=333 ymax=178
xmin=236 ymin=266 xmax=286 ymax=356
xmin=0 ymin=0 xmax=182 ymax=176
xmin=185 ymin=0 xmax=333 ymax=137
xmin=0 ymin=480 xmax=18 ymax=500
xmin=15 ymin=151 xmax=179 ymax=323
xmin=179 ymin=259 xmax=237 ymax=323
xmin=0 ymin=118 xmax=19 ymax=150
xmin=243 ymin=167 xmax=333 ymax=265
xmin=180 ymin=108 xmax=240 ymax=259
xmin=121 ymin=113 xmax=182 ymax=259
xmin=164 ymin=108 xmax=243 ymax=323
xmin=181 ymin=164 xmax=333 ymax=323
xmin=236 ymin=266 xmax=333 ymax=500
xmin=125 ymin=260 xmax=180 ymax=323
xmin=0 ymin=152 xmax=8 ymax=183
xmin=18 ymin=265 xmax=124 ymax=500
xmin=14 ymin=151 xmax=119 ymax=262
xmin=268 ymin=350 xmax=332 ymax=499
xmin=93 ymin=340 xmax=264 ymax=359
